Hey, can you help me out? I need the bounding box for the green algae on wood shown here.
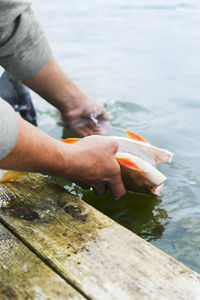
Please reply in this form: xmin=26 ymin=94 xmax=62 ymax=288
xmin=0 ymin=223 xmax=84 ymax=300
xmin=0 ymin=173 xmax=200 ymax=300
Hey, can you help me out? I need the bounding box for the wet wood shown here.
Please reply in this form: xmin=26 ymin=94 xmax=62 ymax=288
xmin=0 ymin=173 xmax=200 ymax=300
xmin=0 ymin=223 xmax=84 ymax=299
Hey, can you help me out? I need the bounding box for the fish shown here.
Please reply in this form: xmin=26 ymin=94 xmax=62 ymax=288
xmin=0 ymin=130 xmax=173 ymax=196
xmin=113 ymin=130 xmax=173 ymax=167
xmin=61 ymin=131 xmax=173 ymax=167
xmin=61 ymin=130 xmax=173 ymax=196
xmin=115 ymin=152 xmax=166 ymax=195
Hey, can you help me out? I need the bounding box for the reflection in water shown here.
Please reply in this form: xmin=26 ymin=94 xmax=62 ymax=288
xmin=83 ymin=190 xmax=169 ymax=242
xmin=52 ymin=177 xmax=169 ymax=242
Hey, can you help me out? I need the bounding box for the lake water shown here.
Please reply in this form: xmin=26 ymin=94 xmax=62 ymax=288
xmin=33 ymin=0 xmax=200 ymax=273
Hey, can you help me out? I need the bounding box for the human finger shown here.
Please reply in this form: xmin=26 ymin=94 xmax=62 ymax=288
xmin=92 ymin=183 xmax=107 ymax=196
xmin=72 ymin=127 xmax=90 ymax=137
xmin=85 ymin=120 xmax=101 ymax=131
xmin=73 ymin=124 xmax=101 ymax=136
xmin=75 ymin=181 xmax=91 ymax=190
xmin=107 ymin=175 xmax=126 ymax=199
xmin=98 ymin=110 xmax=112 ymax=121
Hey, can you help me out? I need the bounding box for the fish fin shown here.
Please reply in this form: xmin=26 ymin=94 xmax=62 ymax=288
xmin=125 ymin=130 xmax=148 ymax=144
xmin=61 ymin=138 xmax=81 ymax=144
xmin=0 ymin=171 xmax=25 ymax=182
xmin=151 ymin=182 xmax=165 ymax=196
xmin=116 ymin=157 xmax=144 ymax=172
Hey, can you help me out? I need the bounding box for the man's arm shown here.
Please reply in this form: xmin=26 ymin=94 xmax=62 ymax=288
xmin=0 ymin=1 xmax=109 ymax=136
xmin=23 ymin=57 xmax=109 ymax=136
xmin=0 ymin=114 xmax=126 ymax=198
xmin=0 ymin=1 xmax=123 ymax=196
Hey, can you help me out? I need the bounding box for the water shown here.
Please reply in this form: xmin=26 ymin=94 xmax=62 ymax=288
xmin=33 ymin=0 xmax=200 ymax=273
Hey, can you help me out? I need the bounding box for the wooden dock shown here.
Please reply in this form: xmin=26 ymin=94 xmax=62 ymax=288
xmin=0 ymin=173 xmax=199 ymax=299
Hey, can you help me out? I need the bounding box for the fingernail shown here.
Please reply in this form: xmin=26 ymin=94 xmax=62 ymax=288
xmin=90 ymin=115 xmax=99 ymax=125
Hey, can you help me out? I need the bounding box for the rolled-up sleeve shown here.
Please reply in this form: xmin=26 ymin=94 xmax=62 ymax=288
xmin=0 ymin=0 xmax=52 ymax=81
xmin=0 ymin=98 xmax=18 ymax=160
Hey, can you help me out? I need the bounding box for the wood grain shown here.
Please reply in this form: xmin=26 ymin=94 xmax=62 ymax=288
xmin=0 ymin=173 xmax=200 ymax=300
xmin=0 ymin=223 xmax=84 ymax=299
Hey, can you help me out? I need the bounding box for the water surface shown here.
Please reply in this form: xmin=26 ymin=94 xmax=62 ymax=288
xmin=33 ymin=0 xmax=200 ymax=273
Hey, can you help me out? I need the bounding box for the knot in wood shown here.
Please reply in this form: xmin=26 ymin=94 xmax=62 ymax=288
xmin=63 ymin=202 xmax=89 ymax=220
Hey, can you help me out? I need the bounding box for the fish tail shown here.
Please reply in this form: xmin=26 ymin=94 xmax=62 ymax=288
xmin=0 ymin=170 xmax=25 ymax=182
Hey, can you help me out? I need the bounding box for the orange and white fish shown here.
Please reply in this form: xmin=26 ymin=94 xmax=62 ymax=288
xmin=116 ymin=152 xmax=166 ymax=195
xmin=0 ymin=130 xmax=173 ymax=196
xmin=113 ymin=130 xmax=173 ymax=167
xmin=61 ymin=130 xmax=173 ymax=196
xmin=62 ymin=131 xmax=173 ymax=167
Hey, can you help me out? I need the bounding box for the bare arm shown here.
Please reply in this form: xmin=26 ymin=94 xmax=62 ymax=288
xmin=0 ymin=116 xmax=126 ymax=198
xmin=0 ymin=2 xmax=109 ymax=137
xmin=24 ymin=57 xmax=110 ymax=136
xmin=23 ymin=57 xmax=88 ymax=114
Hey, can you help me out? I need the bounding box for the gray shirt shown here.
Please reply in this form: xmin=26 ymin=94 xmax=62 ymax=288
xmin=0 ymin=0 xmax=52 ymax=160
xmin=0 ymin=98 xmax=18 ymax=160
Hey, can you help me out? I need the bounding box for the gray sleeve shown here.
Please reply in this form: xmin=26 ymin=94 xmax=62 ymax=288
xmin=0 ymin=0 xmax=52 ymax=81
xmin=0 ymin=98 xmax=19 ymax=160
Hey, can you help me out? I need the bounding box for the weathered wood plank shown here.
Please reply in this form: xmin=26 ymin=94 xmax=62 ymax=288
xmin=0 ymin=173 xmax=200 ymax=300
xmin=0 ymin=222 xmax=84 ymax=300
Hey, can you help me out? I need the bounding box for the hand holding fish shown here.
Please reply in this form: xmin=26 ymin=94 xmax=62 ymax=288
xmin=0 ymin=118 xmax=173 ymax=197
xmin=62 ymin=131 xmax=174 ymax=196
xmin=0 ymin=117 xmax=126 ymax=198
xmin=62 ymin=135 xmax=126 ymax=197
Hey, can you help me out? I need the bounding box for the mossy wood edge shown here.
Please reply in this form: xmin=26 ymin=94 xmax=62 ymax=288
xmin=0 ymin=173 xmax=200 ymax=300
xmin=0 ymin=223 xmax=84 ymax=299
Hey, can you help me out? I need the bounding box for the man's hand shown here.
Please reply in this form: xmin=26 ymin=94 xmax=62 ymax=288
xmin=60 ymin=96 xmax=111 ymax=136
xmin=62 ymin=135 xmax=126 ymax=197
xmin=24 ymin=57 xmax=111 ymax=136
xmin=0 ymin=117 xmax=126 ymax=198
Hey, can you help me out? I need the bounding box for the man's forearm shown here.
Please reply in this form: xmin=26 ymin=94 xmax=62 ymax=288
xmin=0 ymin=116 xmax=68 ymax=178
xmin=0 ymin=115 xmax=126 ymax=198
xmin=23 ymin=56 xmax=108 ymax=137
xmin=0 ymin=1 xmax=109 ymax=137
xmin=23 ymin=57 xmax=88 ymax=113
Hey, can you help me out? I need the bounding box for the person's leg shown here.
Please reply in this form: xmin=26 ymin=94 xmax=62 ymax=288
xmin=0 ymin=71 xmax=37 ymax=126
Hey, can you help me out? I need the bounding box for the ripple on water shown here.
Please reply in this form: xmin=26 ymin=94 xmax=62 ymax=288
xmin=117 ymin=3 xmax=198 ymax=10
xmin=105 ymin=99 xmax=154 ymax=135
xmin=153 ymin=221 xmax=200 ymax=273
